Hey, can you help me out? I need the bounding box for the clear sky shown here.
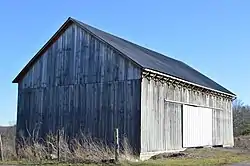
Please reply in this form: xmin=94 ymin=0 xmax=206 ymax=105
xmin=0 ymin=0 xmax=249 ymax=126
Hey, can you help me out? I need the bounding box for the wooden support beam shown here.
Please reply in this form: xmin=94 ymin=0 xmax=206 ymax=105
xmin=159 ymin=79 xmax=165 ymax=84
xmin=164 ymin=77 xmax=170 ymax=82
xmin=151 ymin=74 xmax=157 ymax=79
xmin=143 ymin=72 xmax=150 ymax=78
xmin=0 ymin=134 xmax=3 ymax=161
xmin=57 ymin=130 xmax=60 ymax=162
xmin=114 ymin=128 xmax=119 ymax=162
xmin=144 ymin=68 xmax=236 ymax=98
xmin=144 ymin=69 xmax=235 ymax=101
xmin=165 ymin=99 xmax=224 ymax=111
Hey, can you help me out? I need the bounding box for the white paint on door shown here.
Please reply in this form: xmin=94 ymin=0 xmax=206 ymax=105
xmin=183 ymin=105 xmax=212 ymax=147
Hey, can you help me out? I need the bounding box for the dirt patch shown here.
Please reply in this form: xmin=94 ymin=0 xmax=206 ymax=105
xmin=150 ymin=146 xmax=250 ymax=161
xmin=150 ymin=152 xmax=187 ymax=160
xmin=149 ymin=148 xmax=223 ymax=160
xmin=234 ymin=135 xmax=250 ymax=150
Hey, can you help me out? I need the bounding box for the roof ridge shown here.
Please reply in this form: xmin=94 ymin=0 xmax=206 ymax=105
xmin=12 ymin=17 xmax=235 ymax=96
xmin=73 ymin=19 xmax=185 ymax=73
xmin=71 ymin=18 xmax=182 ymax=64
xmin=71 ymin=18 xmax=234 ymax=96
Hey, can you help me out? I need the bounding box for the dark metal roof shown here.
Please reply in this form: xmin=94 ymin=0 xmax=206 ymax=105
xmin=13 ymin=17 xmax=235 ymax=96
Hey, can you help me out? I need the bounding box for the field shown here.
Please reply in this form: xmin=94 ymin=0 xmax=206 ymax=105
xmin=1 ymin=128 xmax=250 ymax=166
xmin=0 ymin=147 xmax=250 ymax=166
xmin=1 ymin=118 xmax=250 ymax=166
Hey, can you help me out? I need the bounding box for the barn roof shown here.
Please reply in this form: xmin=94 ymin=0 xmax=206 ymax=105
xmin=12 ymin=17 xmax=235 ymax=96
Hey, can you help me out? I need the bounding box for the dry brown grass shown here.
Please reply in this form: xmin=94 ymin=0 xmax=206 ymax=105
xmin=1 ymin=128 xmax=135 ymax=164
xmin=2 ymin=126 xmax=250 ymax=166
xmin=1 ymin=125 xmax=17 ymax=160
xmin=234 ymin=135 xmax=250 ymax=150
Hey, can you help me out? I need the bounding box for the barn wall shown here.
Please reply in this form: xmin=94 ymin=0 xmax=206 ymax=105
xmin=140 ymin=77 xmax=233 ymax=154
xmin=17 ymin=24 xmax=141 ymax=152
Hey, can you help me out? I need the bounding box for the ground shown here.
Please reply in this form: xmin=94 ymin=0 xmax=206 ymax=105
xmin=1 ymin=126 xmax=250 ymax=165
xmin=1 ymin=147 xmax=250 ymax=166
xmin=229 ymin=162 xmax=250 ymax=166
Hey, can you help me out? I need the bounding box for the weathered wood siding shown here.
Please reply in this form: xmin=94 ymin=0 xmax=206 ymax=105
xmin=16 ymin=24 xmax=141 ymax=152
xmin=140 ymin=77 xmax=233 ymax=153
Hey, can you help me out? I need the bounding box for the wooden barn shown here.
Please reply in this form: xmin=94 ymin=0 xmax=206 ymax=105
xmin=13 ymin=17 xmax=236 ymax=159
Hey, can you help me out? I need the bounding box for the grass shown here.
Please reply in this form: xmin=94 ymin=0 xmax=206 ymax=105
xmin=129 ymin=149 xmax=250 ymax=166
xmin=126 ymin=148 xmax=250 ymax=166
xmin=0 ymin=129 xmax=135 ymax=165
xmin=1 ymin=148 xmax=250 ymax=166
xmin=1 ymin=127 xmax=250 ymax=166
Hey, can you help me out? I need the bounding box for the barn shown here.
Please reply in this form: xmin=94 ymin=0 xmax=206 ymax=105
xmin=13 ymin=17 xmax=236 ymax=159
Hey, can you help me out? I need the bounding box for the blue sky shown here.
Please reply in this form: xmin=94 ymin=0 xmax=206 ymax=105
xmin=0 ymin=0 xmax=249 ymax=126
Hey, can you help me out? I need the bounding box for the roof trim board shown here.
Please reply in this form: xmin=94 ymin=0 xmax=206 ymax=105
xmin=12 ymin=17 xmax=143 ymax=83
xmin=144 ymin=68 xmax=236 ymax=97
xmin=12 ymin=18 xmax=74 ymax=83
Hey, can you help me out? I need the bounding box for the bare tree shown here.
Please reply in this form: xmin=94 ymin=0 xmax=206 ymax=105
xmin=233 ymin=99 xmax=250 ymax=136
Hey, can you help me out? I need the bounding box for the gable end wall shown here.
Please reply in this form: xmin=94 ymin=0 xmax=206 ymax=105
xmin=16 ymin=24 xmax=142 ymax=153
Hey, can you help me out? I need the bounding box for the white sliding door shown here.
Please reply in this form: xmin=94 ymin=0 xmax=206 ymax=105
xmin=183 ymin=105 xmax=212 ymax=147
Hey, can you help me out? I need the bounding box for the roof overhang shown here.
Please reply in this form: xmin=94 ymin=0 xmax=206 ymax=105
xmin=12 ymin=18 xmax=75 ymax=83
xmin=12 ymin=17 xmax=236 ymax=101
xmin=143 ymin=68 xmax=236 ymax=100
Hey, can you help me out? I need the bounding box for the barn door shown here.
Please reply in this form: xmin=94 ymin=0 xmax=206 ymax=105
xmin=182 ymin=105 xmax=212 ymax=147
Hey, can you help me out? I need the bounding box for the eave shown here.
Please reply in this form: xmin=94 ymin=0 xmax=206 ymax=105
xmin=143 ymin=68 xmax=236 ymax=100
